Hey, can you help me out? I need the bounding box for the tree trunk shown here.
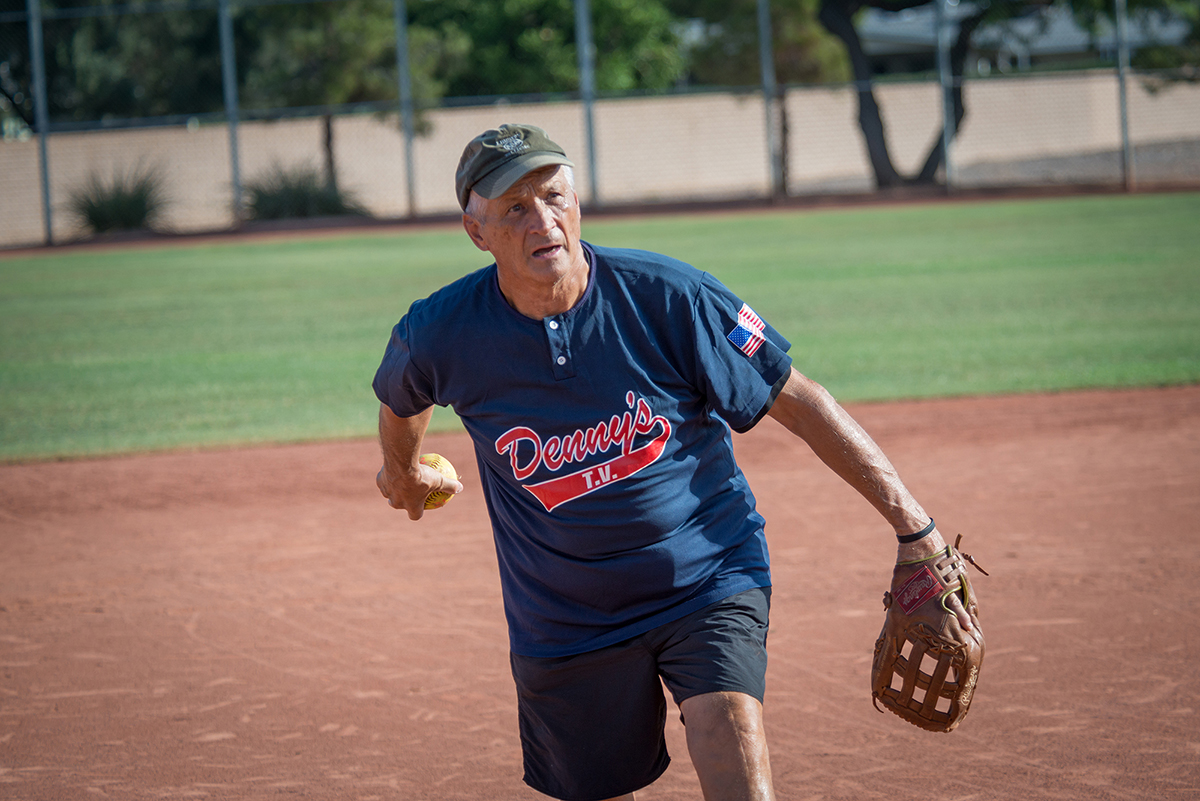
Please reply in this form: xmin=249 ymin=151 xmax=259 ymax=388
xmin=819 ymin=0 xmax=981 ymax=188
xmin=322 ymin=114 xmax=337 ymax=192
xmin=820 ymin=0 xmax=903 ymax=188
xmin=915 ymin=10 xmax=988 ymax=183
xmin=0 ymin=83 xmax=33 ymax=127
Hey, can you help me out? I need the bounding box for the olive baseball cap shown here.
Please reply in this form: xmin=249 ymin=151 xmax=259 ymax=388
xmin=455 ymin=123 xmax=574 ymax=210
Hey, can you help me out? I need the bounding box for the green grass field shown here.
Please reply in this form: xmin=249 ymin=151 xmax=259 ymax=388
xmin=2 ymin=192 xmax=1198 ymax=461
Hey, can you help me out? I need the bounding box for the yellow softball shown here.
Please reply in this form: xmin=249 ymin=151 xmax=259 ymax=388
xmin=420 ymin=453 xmax=459 ymax=510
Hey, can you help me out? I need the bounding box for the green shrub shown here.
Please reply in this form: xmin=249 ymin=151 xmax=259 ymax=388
xmin=68 ymin=165 xmax=168 ymax=234
xmin=244 ymin=163 xmax=366 ymax=221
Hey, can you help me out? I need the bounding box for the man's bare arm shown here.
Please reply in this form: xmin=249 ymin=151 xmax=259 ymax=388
xmin=765 ymin=368 xmax=941 ymax=554
xmin=765 ymin=367 xmax=972 ymax=629
xmin=377 ymin=403 xmax=463 ymax=521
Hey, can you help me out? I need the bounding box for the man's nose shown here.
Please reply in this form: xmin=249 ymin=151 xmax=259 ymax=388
xmin=527 ymin=199 xmax=555 ymax=233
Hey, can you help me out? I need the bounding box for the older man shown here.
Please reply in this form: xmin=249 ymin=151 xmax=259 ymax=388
xmin=373 ymin=124 xmax=970 ymax=801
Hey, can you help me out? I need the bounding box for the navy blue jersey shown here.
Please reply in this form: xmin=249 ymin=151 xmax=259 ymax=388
xmin=374 ymin=243 xmax=792 ymax=657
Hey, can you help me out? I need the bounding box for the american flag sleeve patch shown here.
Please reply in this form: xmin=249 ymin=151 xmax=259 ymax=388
xmin=727 ymin=303 xmax=766 ymax=357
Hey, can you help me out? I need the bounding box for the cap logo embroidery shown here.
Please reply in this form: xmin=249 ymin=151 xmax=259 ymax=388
xmin=496 ymin=133 xmax=529 ymax=154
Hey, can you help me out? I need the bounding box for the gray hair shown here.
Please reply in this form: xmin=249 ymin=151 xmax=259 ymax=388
xmin=465 ymin=165 xmax=575 ymax=222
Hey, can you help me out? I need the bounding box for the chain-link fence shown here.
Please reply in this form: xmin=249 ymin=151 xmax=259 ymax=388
xmin=2 ymin=0 xmax=1198 ymax=248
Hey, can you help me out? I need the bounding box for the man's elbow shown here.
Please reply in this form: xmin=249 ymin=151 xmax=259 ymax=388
xmin=767 ymin=369 xmax=839 ymax=433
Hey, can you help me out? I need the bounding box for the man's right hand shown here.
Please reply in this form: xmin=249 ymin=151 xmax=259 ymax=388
xmin=376 ymin=461 xmax=463 ymax=521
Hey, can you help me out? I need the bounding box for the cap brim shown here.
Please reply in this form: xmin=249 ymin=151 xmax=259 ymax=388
xmin=472 ymin=153 xmax=575 ymax=201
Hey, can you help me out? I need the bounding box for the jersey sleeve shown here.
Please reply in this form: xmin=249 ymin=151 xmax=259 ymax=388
xmin=690 ymin=272 xmax=793 ymax=433
xmin=372 ymin=311 xmax=437 ymax=418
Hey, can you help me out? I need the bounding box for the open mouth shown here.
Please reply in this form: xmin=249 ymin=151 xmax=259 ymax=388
xmin=532 ymin=244 xmax=562 ymax=258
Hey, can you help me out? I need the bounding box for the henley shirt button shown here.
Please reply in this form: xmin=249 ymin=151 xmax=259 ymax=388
xmin=549 ymin=320 xmax=559 ymax=330
xmin=556 ymin=356 xmax=567 ymax=365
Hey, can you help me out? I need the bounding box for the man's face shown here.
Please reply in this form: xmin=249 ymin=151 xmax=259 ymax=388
xmin=462 ymin=166 xmax=584 ymax=294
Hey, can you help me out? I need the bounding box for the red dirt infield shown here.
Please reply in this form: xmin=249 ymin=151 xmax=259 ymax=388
xmin=2 ymin=386 xmax=1198 ymax=800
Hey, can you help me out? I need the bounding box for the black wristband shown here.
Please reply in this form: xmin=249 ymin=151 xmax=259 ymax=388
xmin=897 ymin=518 xmax=936 ymax=544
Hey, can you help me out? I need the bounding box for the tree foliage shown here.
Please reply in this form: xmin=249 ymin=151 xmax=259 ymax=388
xmin=591 ymin=0 xmax=689 ymax=90
xmin=407 ymin=0 xmax=685 ymax=97
xmin=29 ymin=4 xmax=227 ymax=123
xmin=239 ymin=0 xmax=397 ymax=109
xmin=666 ymin=0 xmax=850 ymax=86
xmin=0 ymin=0 xmax=687 ymax=126
xmin=1113 ymin=0 xmax=1199 ymax=77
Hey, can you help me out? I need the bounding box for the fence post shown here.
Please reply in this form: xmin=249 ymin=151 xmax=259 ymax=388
xmin=218 ymin=0 xmax=242 ymax=222
xmin=757 ymin=0 xmax=782 ymax=199
xmin=935 ymin=0 xmax=956 ymax=190
xmin=25 ymin=0 xmax=52 ymax=244
xmin=1114 ymin=0 xmax=1135 ymax=191
xmin=393 ymin=0 xmax=417 ymax=215
xmin=574 ymin=0 xmax=599 ymax=207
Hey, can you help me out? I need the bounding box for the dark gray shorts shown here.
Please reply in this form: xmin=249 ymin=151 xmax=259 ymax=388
xmin=509 ymin=587 xmax=771 ymax=801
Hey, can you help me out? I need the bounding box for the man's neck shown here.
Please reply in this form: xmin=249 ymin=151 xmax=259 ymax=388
xmin=498 ymin=253 xmax=590 ymax=320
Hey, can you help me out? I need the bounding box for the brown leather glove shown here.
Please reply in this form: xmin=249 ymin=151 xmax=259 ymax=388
xmin=871 ymin=535 xmax=987 ymax=732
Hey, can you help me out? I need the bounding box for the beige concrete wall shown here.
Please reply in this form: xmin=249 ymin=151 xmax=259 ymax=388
xmin=784 ymin=81 xmax=943 ymax=191
xmin=784 ymin=85 xmax=864 ymax=187
xmin=2 ymin=124 xmax=234 ymax=245
xmin=1128 ymin=74 xmax=1200 ymax=142
xmin=955 ymin=74 xmax=1125 ymax=163
xmin=1 ymin=138 xmax=44 ymax=247
xmin=593 ymin=93 xmax=771 ymax=203
xmin=783 ymin=71 xmax=1200 ymax=192
xmin=2 ymin=70 xmax=1197 ymax=248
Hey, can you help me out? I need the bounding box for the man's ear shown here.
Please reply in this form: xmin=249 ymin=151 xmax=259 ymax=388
xmin=462 ymin=213 xmax=490 ymax=253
